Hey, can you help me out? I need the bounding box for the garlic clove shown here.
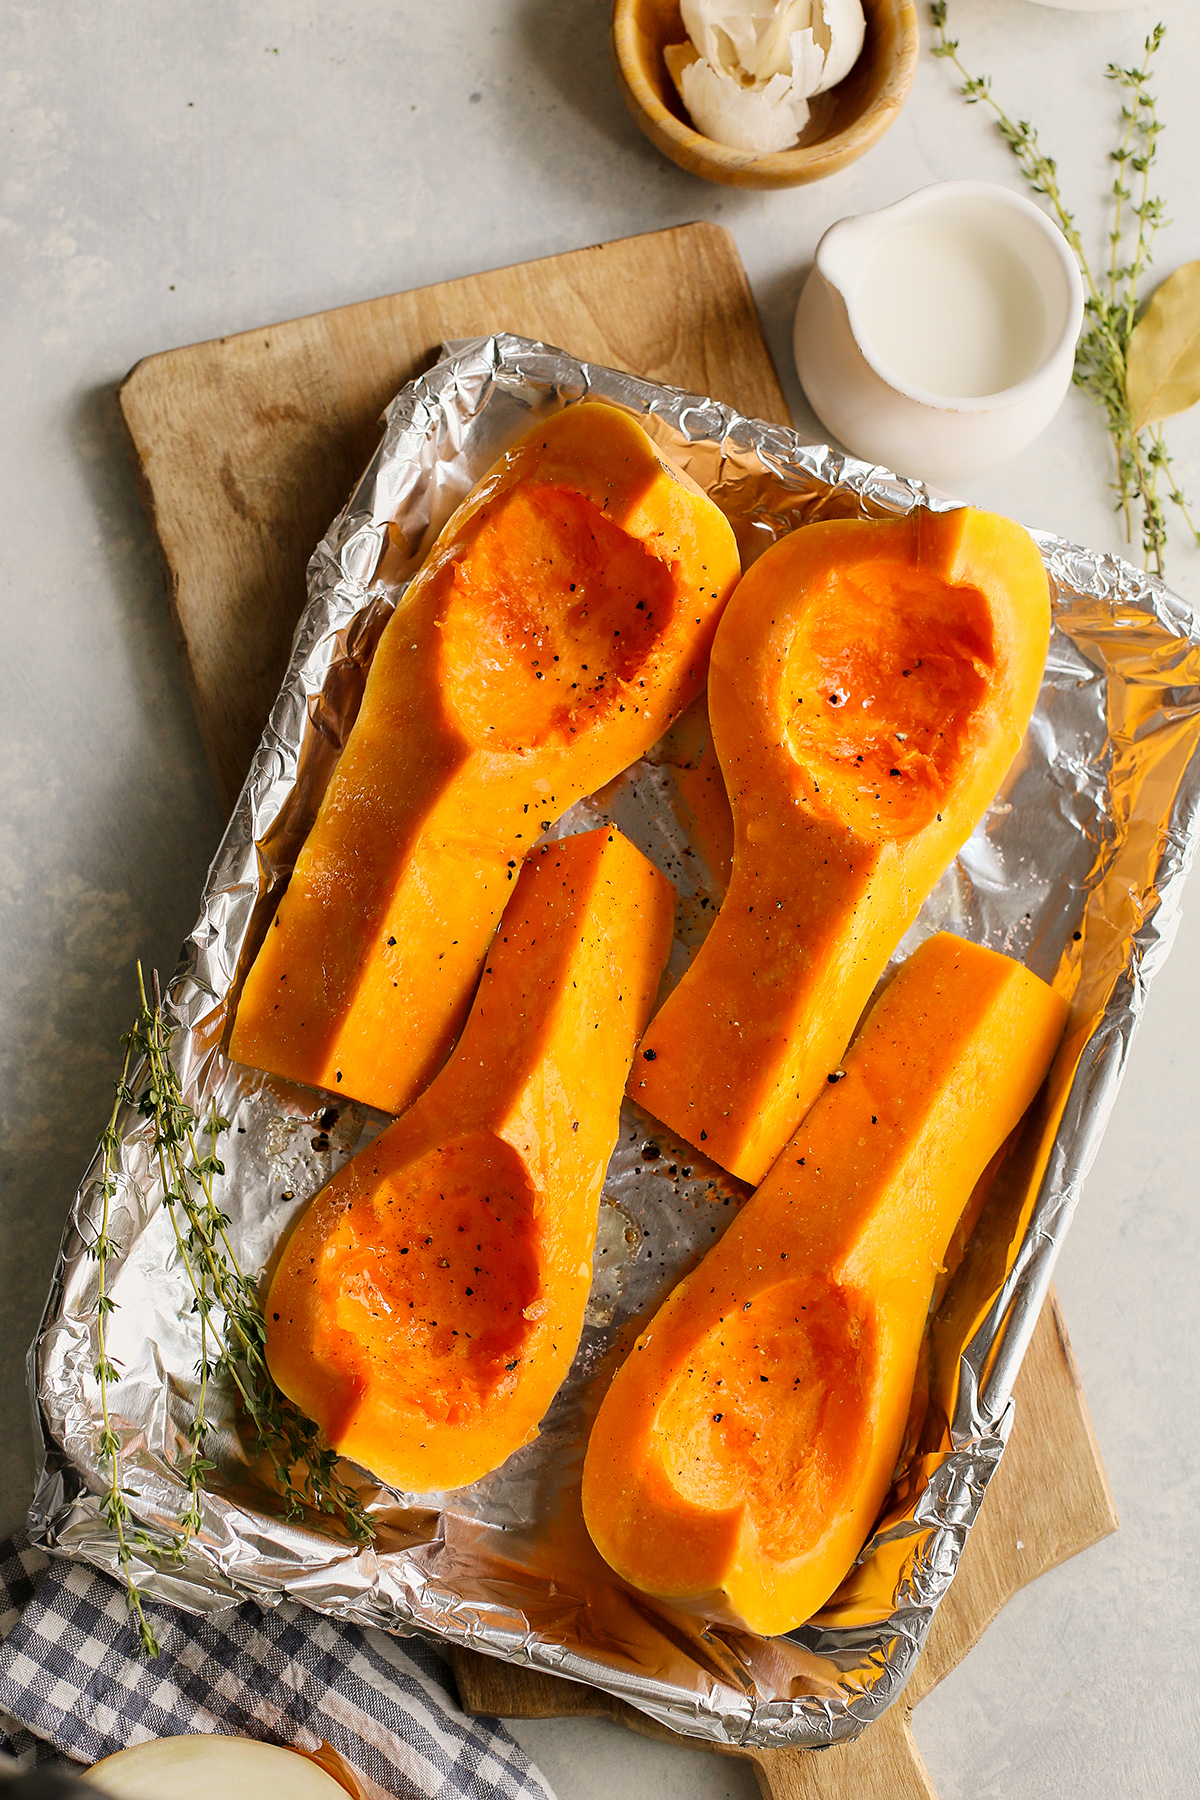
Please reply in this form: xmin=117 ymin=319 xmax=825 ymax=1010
xmin=683 ymin=0 xmax=811 ymax=82
xmin=664 ymin=38 xmax=701 ymax=91
xmin=680 ymin=0 xmax=744 ymax=78
xmin=748 ymin=1 xmax=817 ymax=80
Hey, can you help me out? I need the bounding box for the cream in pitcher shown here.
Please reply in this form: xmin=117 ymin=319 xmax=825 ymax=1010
xmin=794 ymin=180 xmax=1084 ymax=485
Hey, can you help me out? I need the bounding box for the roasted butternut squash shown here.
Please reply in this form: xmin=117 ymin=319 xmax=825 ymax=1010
xmin=265 ymin=826 xmax=675 ymax=1494
xmin=583 ymin=932 xmax=1067 ymax=1635
xmin=231 ymin=401 xmax=739 ymax=1114
xmin=630 ymin=506 xmax=1051 ymax=1184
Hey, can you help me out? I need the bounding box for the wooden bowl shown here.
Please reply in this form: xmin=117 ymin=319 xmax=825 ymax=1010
xmin=611 ymin=0 xmax=919 ymax=189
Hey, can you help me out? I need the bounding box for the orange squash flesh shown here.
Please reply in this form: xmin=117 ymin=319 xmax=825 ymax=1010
xmin=264 ymin=825 xmax=675 ymax=1494
xmin=629 ymin=506 xmax=1051 ymax=1184
xmin=231 ymin=401 xmax=739 ymax=1114
xmin=583 ymin=932 xmax=1067 ymax=1635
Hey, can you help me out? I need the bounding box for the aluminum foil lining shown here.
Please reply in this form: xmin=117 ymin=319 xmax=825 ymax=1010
xmin=29 ymin=334 xmax=1200 ymax=1750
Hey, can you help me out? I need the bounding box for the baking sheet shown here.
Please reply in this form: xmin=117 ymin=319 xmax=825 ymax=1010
xmin=28 ymin=334 xmax=1200 ymax=1748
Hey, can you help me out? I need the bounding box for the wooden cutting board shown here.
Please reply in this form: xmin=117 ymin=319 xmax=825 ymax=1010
xmin=118 ymin=221 xmax=1118 ymax=1800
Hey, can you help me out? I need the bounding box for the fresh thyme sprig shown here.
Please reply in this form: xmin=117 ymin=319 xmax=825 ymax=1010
xmin=93 ymin=1037 xmax=163 ymax=1657
xmin=92 ymin=965 xmax=374 ymax=1649
xmin=930 ymin=6 xmax=1197 ymax=576
xmin=132 ymin=967 xmax=375 ymax=1540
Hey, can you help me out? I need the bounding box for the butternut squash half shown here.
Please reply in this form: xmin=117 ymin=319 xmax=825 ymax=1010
xmin=630 ymin=506 xmax=1051 ymax=1183
xmin=231 ymin=401 xmax=739 ymax=1114
xmin=583 ymin=932 xmax=1067 ymax=1635
xmin=265 ymin=825 xmax=675 ymax=1494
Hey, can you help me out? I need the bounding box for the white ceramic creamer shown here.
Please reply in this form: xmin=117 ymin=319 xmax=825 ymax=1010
xmin=794 ymin=181 xmax=1084 ymax=486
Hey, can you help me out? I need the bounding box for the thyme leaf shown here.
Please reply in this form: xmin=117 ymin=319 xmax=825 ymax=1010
xmin=94 ymin=1032 xmax=162 ymax=1658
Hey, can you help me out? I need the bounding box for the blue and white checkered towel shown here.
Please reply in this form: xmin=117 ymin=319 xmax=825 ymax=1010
xmin=0 ymin=1534 xmax=554 ymax=1800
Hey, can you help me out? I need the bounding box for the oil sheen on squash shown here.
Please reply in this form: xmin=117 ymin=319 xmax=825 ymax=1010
xmin=230 ymin=401 xmax=739 ymax=1115
xmin=583 ymin=932 xmax=1067 ymax=1636
xmin=265 ymin=826 xmax=675 ymax=1494
xmin=630 ymin=505 xmax=1051 ymax=1184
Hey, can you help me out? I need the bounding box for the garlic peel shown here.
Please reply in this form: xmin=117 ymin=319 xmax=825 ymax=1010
xmin=787 ymin=28 xmax=826 ymax=100
xmin=678 ymin=52 xmax=811 ymax=154
xmin=807 ymin=0 xmax=867 ymax=91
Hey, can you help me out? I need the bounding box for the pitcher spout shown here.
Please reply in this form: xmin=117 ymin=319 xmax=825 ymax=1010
xmin=813 ymin=210 xmax=881 ymax=304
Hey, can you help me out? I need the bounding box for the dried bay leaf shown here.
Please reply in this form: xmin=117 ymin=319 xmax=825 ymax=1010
xmin=1127 ymin=260 xmax=1200 ymax=431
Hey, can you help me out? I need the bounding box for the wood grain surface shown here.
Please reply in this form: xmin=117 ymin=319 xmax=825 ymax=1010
xmin=119 ymin=222 xmax=1118 ymax=1800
